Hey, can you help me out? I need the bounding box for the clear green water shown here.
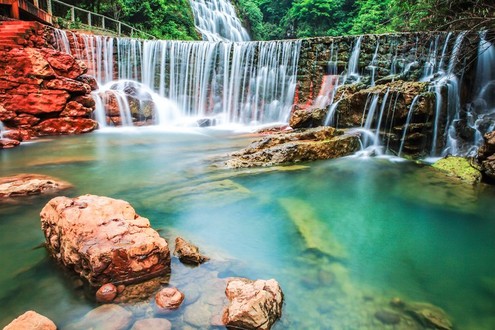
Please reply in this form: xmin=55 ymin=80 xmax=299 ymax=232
xmin=1 ymin=129 xmax=495 ymax=329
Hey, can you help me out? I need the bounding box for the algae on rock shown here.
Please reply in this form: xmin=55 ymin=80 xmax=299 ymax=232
xmin=432 ymin=156 xmax=482 ymax=184
xmin=278 ymin=197 xmax=347 ymax=259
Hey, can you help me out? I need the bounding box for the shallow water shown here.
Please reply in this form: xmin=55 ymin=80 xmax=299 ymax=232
xmin=1 ymin=129 xmax=495 ymax=329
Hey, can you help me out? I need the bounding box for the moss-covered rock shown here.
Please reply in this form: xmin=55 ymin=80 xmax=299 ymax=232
xmin=278 ymin=197 xmax=347 ymax=260
xmin=432 ymin=156 xmax=482 ymax=184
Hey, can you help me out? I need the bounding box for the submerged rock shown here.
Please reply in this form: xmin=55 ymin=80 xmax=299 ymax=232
xmin=40 ymin=195 xmax=171 ymax=287
xmin=155 ymin=287 xmax=185 ymax=312
xmin=174 ymin=237 xmax=210 ymax=265
xmin=223 ymin=278 xmax=283 ymax=330
xmin=432 ymin=156 xmax=481 ymax=184
xmin=3 ymin=310 xmax=57 ymax=330
xmin=130 ymin=318 xmax=172 ymax=330
xmin=404 ymin=302 xmax=453 ymax=330
xmin=226 ymin=126 xmax=360 ymax=168
xmin=374 ymin=309 xmax=401 ymax=325
xmin=0 ymin=173 xmax=72 ymax=198
xmin=278 ymin=197 xmax=347 ymax=260
xmin=65 ymin=304 xmax=132 ymax=330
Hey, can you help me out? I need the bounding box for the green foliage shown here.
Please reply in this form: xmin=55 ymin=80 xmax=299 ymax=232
xmin=62 ymin=0 xmax=199 ymax=40
xmin=237 ymin=0 xmax=495 ymax=40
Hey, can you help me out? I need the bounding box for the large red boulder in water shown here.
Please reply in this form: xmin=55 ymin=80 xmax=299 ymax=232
xmin=40 ymin=195 xmax=171 ymax=286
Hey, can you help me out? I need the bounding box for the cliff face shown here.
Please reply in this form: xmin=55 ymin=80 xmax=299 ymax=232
xmin=0 ymin=21 xmax=97 ymax=148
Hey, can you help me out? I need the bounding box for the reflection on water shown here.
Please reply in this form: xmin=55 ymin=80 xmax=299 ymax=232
xmin=1 ymin=128 xmax=495 ymax=329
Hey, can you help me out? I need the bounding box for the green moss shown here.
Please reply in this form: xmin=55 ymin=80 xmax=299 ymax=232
xmin=432 ymin=156 xmax=481 ymax=185
xmin=278 ymin=197 xmax=347 ymax=260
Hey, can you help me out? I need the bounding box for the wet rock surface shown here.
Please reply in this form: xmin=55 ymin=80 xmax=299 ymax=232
xmin=155 ymin=287 xmax=185 ymax=312
xmin=3 ymin=311 xmax=57 ymax=330
xmin=65 ymin=304 xmax=132 ymax=330
xmin=289 ymin=108 xmax=328 ymax=128
xmin=226 ymin=126 xmax=360 ymax=168
xmin=403 ymin=302 xmax=453 ymax=330
xmin=0 ymin=173 xmax=72 ymax=198
xmin=96 ymin=283 xmax=118 ymax=303
xmin=223 ymin=278 xmax=283 ymax=330
xmin=40 ymin=194 xmax=171 ymax=286
xmin=174 ymin=237 xmax=210 ymax=265
xmin=477 ymin=130 xmax=495 ymax=183
xmin=130 ymin=318 xmax=172 ymax=330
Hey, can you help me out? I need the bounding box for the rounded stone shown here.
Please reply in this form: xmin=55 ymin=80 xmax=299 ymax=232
xmin=155 ymin=287 xmax=185 ymax=311
xmin=375 ymin=310 xmax=401 ymax=325
xmin=96 ymin=283 xmax=118 ymax=303
xmin=130 ymin=318 xmax=172 ymax=330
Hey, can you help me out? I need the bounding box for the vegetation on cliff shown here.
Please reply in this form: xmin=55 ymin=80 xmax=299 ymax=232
xmin=237 ymin=0 xmax=495 ymax=40
xmin=62 ymin=0 xmax=198 ymax=40
xmin=59 ymin=0 xmax=494 ymax=41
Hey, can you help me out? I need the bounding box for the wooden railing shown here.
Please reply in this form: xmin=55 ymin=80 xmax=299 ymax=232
xmin=48 ymin=0 xmax=155 ymax=39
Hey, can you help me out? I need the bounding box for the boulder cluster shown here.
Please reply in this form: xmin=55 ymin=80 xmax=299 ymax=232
xmin=1 ymin=184 xmax=284 ymax=330
xmin=0 ymin=22 xmax=98 ymax=149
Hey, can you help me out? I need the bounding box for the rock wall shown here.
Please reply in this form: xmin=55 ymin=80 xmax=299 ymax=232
xmin=294 ymin=32 xmax=482 ymax=157
xmin=0 ymin=21 xmax=98 ymax=148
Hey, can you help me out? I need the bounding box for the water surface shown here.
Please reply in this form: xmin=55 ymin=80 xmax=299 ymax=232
xmin=1 ymin=129 xmax=494 ymax=329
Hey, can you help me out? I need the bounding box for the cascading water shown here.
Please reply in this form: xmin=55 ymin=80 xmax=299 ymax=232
xmin=317 ymin=30 xmax=494 ymax=159
xmin=346 ymin=36 xmax=362 ymax=83
xmin=56 ymin=32 xmax=301 ymax=128
xmin=189 ymin=0 xmax=250 ymax=42
xmin=464 ymin=31 xmax=495 ymax=154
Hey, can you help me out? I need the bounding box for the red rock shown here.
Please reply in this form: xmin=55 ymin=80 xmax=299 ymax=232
xmin=0 ymin=105 xmax=17 ymax=121
xmin=77 ymin=74 xmax=98 ymax=91
xmin=3 ymin=128 xmax=33 ymax=141
xmin=40 ymin=48 xmax=85 ymax=79
xmin=155 ymin=287 xmax=185 ymax=311
xmin=40 ymin=195 xmax=171 ymax=286
xmin=0 ymin=48 xmax=55 ymax=78
xmin=0 ymin=138 xmax=20 ymax=149
xmin=100 ymin=91 xmax=120 ymax=116
xmin=46 ymin=78 xmax=91 ymax=94
xmin=10 ymin=113 xmax=40 ymax=127
xmin=71 ymin=95 xmax=96 ymax=109
xmin=60 ymin=101 xmax=93 ymax=117
xmin=2 ymin=90 xmax=70 ymax=115
xmin=34 ymin=118 xmax=97 ymax=135
xmin=0 ymin=174 xmax=72 ymax=198
xmin=3 ymin=310 xmax=56 ymax=330
xmin=96 ymin=283 xmax=118 ymax=303
xmin=223 ymin=278 xmax=283 ymax=330
xmin=174 ymin=237 xmax=210 ymax=265
xmin=130 ymin=318 xmax=172 ymax=330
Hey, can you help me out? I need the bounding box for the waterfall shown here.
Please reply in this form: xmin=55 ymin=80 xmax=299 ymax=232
xmin=398 ymin=95 xmax=420 ymax=157
xmin=465 ymin=31 xmax=495 ymax=154
xmin=55 ymin=31 xmax=301 ymax=127
xmin=189 ymin=0 xmax=250 ymax=42
xmin=368 ymin=40 xmax=380 ymax=86
xmin=0 ymin=121 xmax=4 ymax=139
xmin=346 ymin=36 xmax=362 ymax=82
